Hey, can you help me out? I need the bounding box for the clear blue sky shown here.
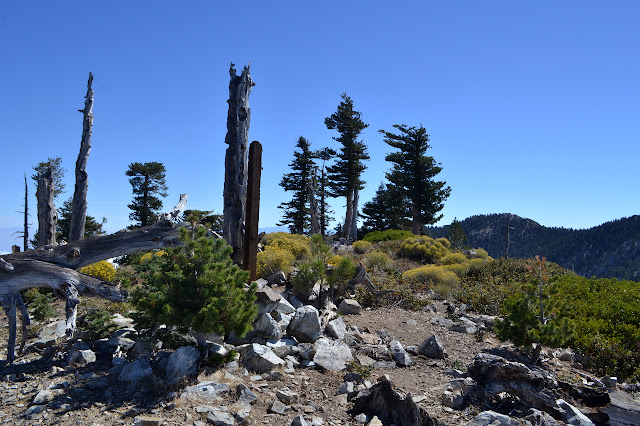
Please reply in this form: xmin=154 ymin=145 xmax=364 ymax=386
xmin=2 ymin=1 xmax=639 ymax=253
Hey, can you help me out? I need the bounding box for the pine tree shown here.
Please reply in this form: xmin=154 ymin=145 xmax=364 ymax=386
xmin=126 ymin=162 xmax=168 ymax=228
xmin=447 ymin=217 xmax=468 ymax=250
xmin=32 ymin=157 xmax=67 ymax=200
xmin=278 ymin=137 xmax=316 ymax=234
xmin=361 ymin=183 xmax=409 ymax=232
xmin=56 ymin=197 xmax=106 ymax=242
xmin=131 ymin=226 xmax=258 ymax=340
xmin=325 ymin=93 xmax=369 ymax=239
xmin=381 ymin=124 xmax=451 ymax=234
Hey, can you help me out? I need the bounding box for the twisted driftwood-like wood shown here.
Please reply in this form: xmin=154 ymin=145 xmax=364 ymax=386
xmin=0 ymin=194 xmax=188 ymax=364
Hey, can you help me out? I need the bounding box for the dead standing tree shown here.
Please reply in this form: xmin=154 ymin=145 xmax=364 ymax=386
xmin=35 ymin=167 xmax=57 ymax=248
xmin=69 ymin=72 xmax=94 ymax=242
xmin=0 ymin=195 xmax=188 ymax=364
xmin=223 ymin=63 xmax=254 ymax=264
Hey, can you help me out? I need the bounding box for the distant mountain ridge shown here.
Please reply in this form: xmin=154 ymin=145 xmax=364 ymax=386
xmin=428 ymin=213 xmax=640 ymax=281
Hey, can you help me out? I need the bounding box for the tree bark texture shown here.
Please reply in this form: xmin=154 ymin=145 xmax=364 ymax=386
xmin=310 ymin=167 xmax=320 ymax=235
xmin=23 ymin=174 xmax=28 ymax=251
xmin=343 ymin=190 xmax=354 ymax=240
xmin=243 ymin=141 xmax=262 ymax=281
xmin=350 ymin=187 xmax=359 ymax=241
xmin=223 ymin=63 xmax=254 ymax=264
xmin=70 ymin=72 xmax=94 ymax=242
xmin=411 ymin=205 xmax=421 ymax=235
xmin=36 ymin=167 xmax=57 ymax=248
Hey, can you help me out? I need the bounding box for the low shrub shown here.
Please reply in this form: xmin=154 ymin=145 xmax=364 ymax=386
xmin=399 ymin=236 xmax=449 ymax=263
xmin=352 ymin=240 xmax=372 ymax=254
xmin=257 ymin=246 xmax=296 ymax=278
xmin=436 ymin=238 xmax=451 ymax=250
xmin=328 ymin=256 xmax=357 ymax=293
xmin=364 ymin=251 xmax=392 ymax=271
xmin=442 ymin=262 xmax=472 ymax=277
xmin=140 ymin=250 xmax=166 ymax=263
xmin=84 ymin=310 xmax=118 ymax=340
xmin=261 ymin=232 xmax=311 ymax=260
xmin=79 ymin=260 xmax=116 ymax=282
xmin=29 ymin=291 xmax=56 ymax=322
xmin=291 ymin=259 xmax=326 ymax=298
xmin=402 ymin=264 xmax=460 ymax=289
xmin=362 ymin=229 xmax=414 ymax=243
xmin=327 ymin=255 xmax=344 ymax=265
xmin=473 ymin=248 xmax=489 ymax=259
xmin=440 ymin=252 xmax=468 ymax=265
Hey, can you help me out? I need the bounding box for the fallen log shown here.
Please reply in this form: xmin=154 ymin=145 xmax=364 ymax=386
xmin=0 ymin=194 xmax=188 ymax=363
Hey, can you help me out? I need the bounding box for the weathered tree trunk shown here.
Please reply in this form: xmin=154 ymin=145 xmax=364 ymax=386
xmin=350 ymin=187 xmax=359 ymax=240
xmin=310 ymin=167 xmax=320 ymax=235
xmin=36 ymin=167 xmax=57 ymax=248
xmin=0 ymin=195 xmax=188 ymax=363
xmin=23 ymin=174 xmax=28 ymax=251
xmin=320 ymin=167 xmax=327 ymax=236
xmin=243 ymin=141 xmax=262 ymax=282
xmin=411 ymin=205 xmax=421 ymax=235
xmin=69 ymin=72 xmax=94 ymax=242
xmin=223 ymin=63 xmax=254 ymax=264
xmin=343 ymin=190 xmax=354 ymax=240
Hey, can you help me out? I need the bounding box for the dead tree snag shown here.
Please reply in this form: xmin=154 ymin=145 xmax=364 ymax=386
xmin=35 ymin=167 xmax=57 ymax=248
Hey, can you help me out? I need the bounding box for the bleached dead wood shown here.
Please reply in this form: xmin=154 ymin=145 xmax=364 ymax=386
xmin=35 ymin=167 xmax=57 ymax=248
xmin=223 ymin=63 xmax=254 ymax=264
xmin=69 ymin=72 xmax=94 ymax=242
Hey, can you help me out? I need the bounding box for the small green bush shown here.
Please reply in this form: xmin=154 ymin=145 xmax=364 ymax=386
xmin=80 ymin=260 xmax=116 ymax=282
xmin=364 ymin=251 xmax=392 ymax=271
xmin=399 ymin=236 xmax=449 ymax=262
xmin=29 ymin=291 xmax=56 ymax=322
xmin=84 ymin=310 xmax=118 ymax=341
xmin=352 ymin=240 xmax=372 ymax=254
xmin=132 ymin=227 xmax=257 ymax=340
xmin=261 ymin=232 xmax=311 ymax=259
xmin=257 ymin=246 xmax=296 ymax=278
xmin=291 ymin=259 xmax=326 ymax=298
xmin=328 ymin=256 xmax=356 ymax=293
xmin=362 ymin=229 xmax=414 ymax=243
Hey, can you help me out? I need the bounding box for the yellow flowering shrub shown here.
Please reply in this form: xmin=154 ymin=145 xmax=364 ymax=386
xmin=352 ymin=240 xmax=372 ymax=254
xmin=257 ymin=246 xmax=296 ymax=278
xmin=399 ymin=236 xmax=449 ymax=262
xmin=402 ymin=264 xmax=460 ymax=289
xmin=140 ymin=250 xmax=166 ymax=263
xmin=261 ymin=232 xmax=311 ymax=260
xmin=80 ymin=260 xmax=116 ymax=282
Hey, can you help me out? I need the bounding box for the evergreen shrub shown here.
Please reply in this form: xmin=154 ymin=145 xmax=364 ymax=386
xmin=352 ymin=240 xmax=372 ymax=254
xmin=131 ymin=227 xmax=257 ymax=340
xmin=79 ymin=260 xmax=116 ymax=282
xmin=362 ymin=229 xmax=414 ymax=243
xmin=291 ymin=259 xmax=325 ymax=298
xmin=257 ymin=246 xmax=296 ymax=278
xmin=29 ymin=291 xmax=56 ymax=322
xmin=84 ymin=310 xmax=118 ymax=340
xmin=261 ymin=232 xmax=311 ymax=259
xmin=399 ymin=236 xmax=448 ymax=262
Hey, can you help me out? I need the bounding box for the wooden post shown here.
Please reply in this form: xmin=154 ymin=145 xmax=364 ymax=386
xmin=243 ymin=141 xmax=262 ymax=281
xmin=70 ymin=72 xmax=94 ymax=242
xmin=35 ymin=167 xmax=57 ymax=248
xmin=223 ymin=63 xmax=254 ymax=264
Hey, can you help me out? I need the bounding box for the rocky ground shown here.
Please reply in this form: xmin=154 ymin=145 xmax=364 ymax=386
xmin=1 ymin=286 xmax=639 ymax=426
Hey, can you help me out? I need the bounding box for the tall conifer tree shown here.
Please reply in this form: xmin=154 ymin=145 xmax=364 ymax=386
xmin=381 ymin=124 xmax=451 ymax=234
xmin=126 ymin=162 xmax=168 ymax=228
xmin=325 ymin=93 xmax=369 ymax=239
xmin=278 ymin=137 xmax=316 ymax=234
xmin=361 ymin=183 xmax=409 ymax=232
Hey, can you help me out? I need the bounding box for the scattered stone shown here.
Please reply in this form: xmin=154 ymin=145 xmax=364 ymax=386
xmin=266 ymin=271 xmax=287 ymax=285
xmin=32 ymin=320 xmax=67 ymax=348
xmin=180 ymin=381 xmax=230 ymax=402
xmin=450 ymin=317 xmax=477 ymax=334
xmin=252 ymin=313 xmax=283 ymax=340
xmin=133 ymin=415 xmax=163 ymax=426
xmin=325 ymin=317 xmax=347 ymax=340
xmin=24 ymin=405 xmax=45 ymax=416
xmin=463 ymin=410 xmax=520 ymax=425
xmin=355 ymin=413 xmax=368 ymax=423
xmin=556 ymin=348 xmax=575 ymax=362
xmin=206 ymin=409 xmax=235 ymax=425
xmin=32 ymin=389 xmax=55 ymax=405
xmin=355 ymin=354 xmax=376 ymax=367
xmin=524 ymin=408 xmax=563 ymax=425
xmin=337 ymin=381 xmax=355 ymax=395
xmin=389 ymin=340 xmax=413 ymax=367
xmin=338 ymin=299 xmax=361 ymax=315
xmin=556 ymin=399 xmax=595 ymax=425
xmin=600 ymin=376 xmax=618 ymax=390
xmin=266 ymin=338 xmax=298 ymax=358
xmin=404 ymin=319 xmax=417 ymax=327
xmin=313 ymin=338 xmax=353 ymax=371
xmin=602 ymin=390 xmax=640 ymax=425
xmin=276 ymin=387 xmax=299 ymax=404
xmin=166 ymin=346 xmax=200 ymax=384
xmin=349 ymin=379 xmax=438 ymax=425
xmin=376 ymin=329 xmax=393 ymax=344
xmin=275 ymin=295 xmax=296 ymax=314
xmin=242 ymin=343 xmax=286 ymax=373
xmin=236 ymin=383 xmax=258 ymax=404
xmin=287 ymin=306 xmax=322 ymax=343
xmin=111 ymin=313 xmax=135 ymax=329
xmin=290 ymin=415 xmax=309 ymax=426
xmin=366 ymin=416 xmax=383 ymax=426
xmin=119 ymin=358 xmax=153 ymax=384
xmin=268 ymin=399 xmax=289 ymax=414
xmin=256 ymin=287 xmax=281 ymax=315
xmin=68 ymin=348 xmax=96 ymax=365
xmin=231 ymin=401 xmax=252 ymax=424
xmin=418 ymin=335 xmax=448 ymax=359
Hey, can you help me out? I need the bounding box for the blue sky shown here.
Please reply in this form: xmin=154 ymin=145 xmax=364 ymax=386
xmin=1 ymin=1 xmax=639 ymax=253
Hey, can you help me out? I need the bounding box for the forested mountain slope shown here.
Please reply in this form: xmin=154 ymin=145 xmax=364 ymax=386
xmin=428 ymin=214 xmax=640 ymax=280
